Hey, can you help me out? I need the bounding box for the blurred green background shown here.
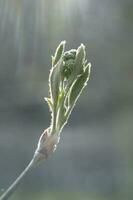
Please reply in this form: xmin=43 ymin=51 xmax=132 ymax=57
xmin=0 ymin=0 xmax=133 ymax=199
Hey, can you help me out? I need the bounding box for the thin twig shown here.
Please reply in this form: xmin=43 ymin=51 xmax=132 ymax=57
xmin=0 ymin=159 xmax=34 ymax=200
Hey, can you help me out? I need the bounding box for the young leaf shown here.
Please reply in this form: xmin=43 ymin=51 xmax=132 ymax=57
xmin=52 ymin=41 xmax=66 ymax=66
xmin=49 ymin=59 xmax=64 ymax=107
xmin=67 ymin=44 xmax=85 ymax=87
xmin=68 ymin=63 xmax=91 ymax=106
xmin=74 ymin=44 xmax=86 ymax=75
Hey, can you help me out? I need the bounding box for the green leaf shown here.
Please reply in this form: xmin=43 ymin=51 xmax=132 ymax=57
xmin=49 ymin=59 xmax=64 ymax=107
xmin=68 ymin=63 xmax=91 ymax=106
xmin=46 ymin=42 xmax=92 ymax=135
xmin=75 ymin=44 xmax=86 ymax=75
xmin=67 ymin=44 xmax=85 ymax=87
xmin=52 ymin=41 xmax=66 ymax=66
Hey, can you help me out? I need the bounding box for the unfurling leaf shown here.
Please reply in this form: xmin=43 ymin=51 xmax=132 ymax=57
xmin=68 ymin=63 xmax=91 ymax=106
xmin=47 ymin=41 xmax=91 ymax=134
xmin=52 ymin=41 xmax=66 ymax=66
xmin=75 ymin=44 xmax=86 ymax=75
xmin=66 ymin=44 xmax=85 ymax=87
xmin=49 ymin=59 xmax=64 ymax=106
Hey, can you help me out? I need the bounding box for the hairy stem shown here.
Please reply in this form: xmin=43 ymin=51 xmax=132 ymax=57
xmin=0 ymin=159 xmax=35 ymax=200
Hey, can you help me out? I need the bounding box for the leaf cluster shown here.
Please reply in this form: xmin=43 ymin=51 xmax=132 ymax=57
xmin=45 ymin=41 xmax=91 ymax=134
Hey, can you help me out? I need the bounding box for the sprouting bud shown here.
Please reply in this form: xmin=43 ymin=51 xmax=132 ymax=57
xmin=63 ymin=49 xmax=76 ymax=61
xmin=62 ymin=59 xmax=75 ymax=80
xmin=34 ymin=41 xmax=91 ymax=164
xmin=61 ymin=49 xmax=76 ymax=81
xmin=69 ymin=49 xmax=77 ymax=57
xmin=47 ymin=41 xmax=91 ymax=134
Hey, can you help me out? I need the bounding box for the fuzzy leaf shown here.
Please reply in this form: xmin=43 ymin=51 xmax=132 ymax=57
xmin=49 ymin=59 xmax=64 ymax=106
xmin=75 ymin=44 xmax=86 ymax=75
xmin=68 ymin=63 xmax=91 ymax=106
xmin=67 ymin=44 xmax=85 ymax=87
xmin=52 ymin=41 xmax=66 ymax=66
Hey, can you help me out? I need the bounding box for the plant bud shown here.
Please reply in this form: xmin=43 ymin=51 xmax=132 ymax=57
xmin=34 ymin=128 xmax=60 ymax=164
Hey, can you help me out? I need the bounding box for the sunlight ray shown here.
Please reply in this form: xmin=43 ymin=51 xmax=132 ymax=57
xmin=0 ymin=0 xmax=9 ymax=37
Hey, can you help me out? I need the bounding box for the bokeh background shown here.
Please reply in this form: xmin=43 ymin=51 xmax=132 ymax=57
xmin=0 ymin=0 xmax=133 ymax=199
